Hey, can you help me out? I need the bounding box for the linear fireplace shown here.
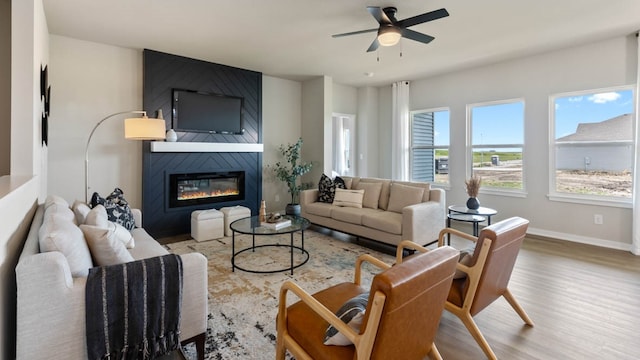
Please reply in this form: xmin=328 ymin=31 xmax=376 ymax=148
xmin=169 ymin=171 xmax=245 ymax=208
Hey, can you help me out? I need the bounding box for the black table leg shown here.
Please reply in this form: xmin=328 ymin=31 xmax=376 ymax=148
xmin=232 ymin=231 xmax=235 ymax=272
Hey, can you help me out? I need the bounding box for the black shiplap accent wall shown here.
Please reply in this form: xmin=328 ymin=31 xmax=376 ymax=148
xmin=142 ymin=50 xmax=262 ymax=238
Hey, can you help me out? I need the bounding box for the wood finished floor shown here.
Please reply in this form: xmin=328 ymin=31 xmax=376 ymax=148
xmin=160 ymin=228 xmax=640 ymax=359
xmin=435 ymin=235 xmax=640 ymax=360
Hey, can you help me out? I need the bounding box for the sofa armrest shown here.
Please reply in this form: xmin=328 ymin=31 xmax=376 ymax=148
xmin=300 ymin=189 xmax=319 ymax=206
xmin=402 ymin=200 xmax=446 ymax=245
xmin=16 ymin=252 xmax=88 ymax=359
xmin=178 ymin=252 xmax=209 ymax=341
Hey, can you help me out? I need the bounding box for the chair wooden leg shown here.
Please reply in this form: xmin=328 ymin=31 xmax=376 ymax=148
xmin=459 ymin=313 xmax=498 ymax=360
xmin=429 ymin=343 xmax=443 ymax=360
xmin=181 ymin=332 xmax=206 ymax=360
xmin=276 ymin=334 xmax=286 ymax=360
xmin=503 ymin=288 xmax=534 ymax=326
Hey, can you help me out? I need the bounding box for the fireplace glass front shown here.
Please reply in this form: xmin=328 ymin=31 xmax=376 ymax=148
xmin=169 ymin=171 xmax=245 ymax=208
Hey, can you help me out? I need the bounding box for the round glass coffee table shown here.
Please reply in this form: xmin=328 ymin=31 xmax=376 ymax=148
xmin=230 ymin=215 xmax=310 ymax=275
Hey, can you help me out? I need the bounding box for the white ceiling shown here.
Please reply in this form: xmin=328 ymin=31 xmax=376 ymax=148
xmin=43 ymin=0 xmax=640 ymax=87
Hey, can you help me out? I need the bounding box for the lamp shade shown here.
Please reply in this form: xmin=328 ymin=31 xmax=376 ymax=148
xmin=124 ymin=116 xmax=166 ymax=140
xmin=378 ymin=25 xmax=401 ymax=46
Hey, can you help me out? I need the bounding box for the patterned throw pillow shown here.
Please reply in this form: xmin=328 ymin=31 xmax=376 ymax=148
xmin=90 ymin=188 xmax=136 ymax=230
xmin=324 ymin=292 xmax=369 ymax=346
xmin=318 ymin=174 xmax=346 ymax=203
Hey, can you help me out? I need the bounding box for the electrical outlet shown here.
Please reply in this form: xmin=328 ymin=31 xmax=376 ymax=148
xmin=594 ymin=214 xmax=603 ymax=225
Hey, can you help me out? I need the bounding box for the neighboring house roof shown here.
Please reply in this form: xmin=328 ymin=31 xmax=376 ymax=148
xmin=556 ymin=114 xmax=632 ymax=142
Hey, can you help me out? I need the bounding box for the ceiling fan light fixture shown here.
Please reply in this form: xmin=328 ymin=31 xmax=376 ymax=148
xmin=378 ymin=25 xmax=401 ymax=46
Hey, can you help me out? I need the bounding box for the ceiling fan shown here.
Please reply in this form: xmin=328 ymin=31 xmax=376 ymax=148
xmin=332 ymin=6 xmax=449 ymax=52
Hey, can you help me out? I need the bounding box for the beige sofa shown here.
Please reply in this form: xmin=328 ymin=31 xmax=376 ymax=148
xmin=15 ymin=197 xmax=208 ymax=360
xmin=300 ymin=177 xmax=445 ymax=247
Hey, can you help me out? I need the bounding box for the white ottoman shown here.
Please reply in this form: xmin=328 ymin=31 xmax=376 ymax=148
xmin=220 ymin=206 xmax=251 ymax=236
xmin=191 ymin=209 xmax=224 ymax=242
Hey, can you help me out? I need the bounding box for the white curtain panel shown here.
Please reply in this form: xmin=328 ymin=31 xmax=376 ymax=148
xmin=632 ymin=33 xmax=640 ymax=255
xmin=392 ymin=81 xmax=410 ymax=181
xmin=332 ymin=116 xmax=346 ymax=175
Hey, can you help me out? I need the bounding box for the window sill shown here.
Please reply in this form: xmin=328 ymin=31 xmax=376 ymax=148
xmin=547 ymin=193 xmax=632 ymax=208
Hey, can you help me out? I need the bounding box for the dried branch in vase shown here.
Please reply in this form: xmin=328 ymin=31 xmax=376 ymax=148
xmin=465 ymin=176 xmax=482 ymax=198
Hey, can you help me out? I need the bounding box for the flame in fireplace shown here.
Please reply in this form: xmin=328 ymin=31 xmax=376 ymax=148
xmin=178 ymin=188 xmax=240 ymax=201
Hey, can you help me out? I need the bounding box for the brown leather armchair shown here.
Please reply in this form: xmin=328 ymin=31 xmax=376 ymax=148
xmin=397 ymin=216 xmax=534 ymax=360
xmin=276 ymin=246 xmax=459 ymax=360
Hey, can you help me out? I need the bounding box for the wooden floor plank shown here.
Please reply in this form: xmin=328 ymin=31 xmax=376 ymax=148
xmin=435 ymin=235 xmax=640 ymax=359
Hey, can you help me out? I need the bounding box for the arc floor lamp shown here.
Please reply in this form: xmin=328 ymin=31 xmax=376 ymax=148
xmin=84 ymin=110 xmax=166 ymax=203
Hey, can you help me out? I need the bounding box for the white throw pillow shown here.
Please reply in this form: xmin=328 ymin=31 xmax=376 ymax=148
xmin=84 ymin=204 xmax=134 ymax=248
xmin=387 ymin=183 xmax=426 ymax=213
xmin=332 ymin=189 xmax=365 ymax=208
xmin=80 ymin=224 xmax=135 ymax=266
xmin=39 ymin=213 xmax=93 ymax=277
xmin=72 ymin=200 xmax=91 ymax=225
xmin=85 ymin=204 xmax=109 ymax=227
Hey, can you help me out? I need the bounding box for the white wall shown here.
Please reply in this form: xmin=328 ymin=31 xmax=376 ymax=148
xmin=332 ymin=82 xmax=357 ymax=115
xmin=262 ymin=75 xmax=302 ymax=212
xmin=301 ymin=76 xmax=332 ymax=186
xmin=397 ymin=35 xmax=637 ymax=250
xmin=48 ymin=36 xmax=143 ymax=207
xmin=2 ymin=0 xmax=47 ymax=357
xmin=356 ymin=86 xmax=379 ymax=177
xmin=0 ymin=0 xmax=10 ymax=176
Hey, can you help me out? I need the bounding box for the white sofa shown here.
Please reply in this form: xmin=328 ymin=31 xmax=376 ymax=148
xmin=300 ymin=177 xmax=445 ymax=247
xmin=15 ymin=198 xmax=208 ymax=360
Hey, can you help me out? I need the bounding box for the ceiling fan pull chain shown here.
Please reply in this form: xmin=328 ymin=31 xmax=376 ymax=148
xmin=377 ymin=50 xmax=380 ymax=62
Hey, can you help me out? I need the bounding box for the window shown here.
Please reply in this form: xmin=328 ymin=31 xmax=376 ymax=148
xmin=551 ymin=87 xmax=634 ymax=202
xmin=411 ymin=109 xmax=449 ymax=184
xmin=469 ymin=100 xmax=524 ymax=191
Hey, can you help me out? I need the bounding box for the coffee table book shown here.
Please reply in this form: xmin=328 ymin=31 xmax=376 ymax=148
xmin=261 ymin=219 xmax=292 ymax=230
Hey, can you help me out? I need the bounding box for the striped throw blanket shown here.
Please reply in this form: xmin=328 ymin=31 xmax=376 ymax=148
xmin=85 ymin=254 xmax=183 ymax=360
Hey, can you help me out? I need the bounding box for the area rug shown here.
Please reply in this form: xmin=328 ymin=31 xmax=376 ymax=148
xmin=166 ymin=230 xmax=395 ymax=360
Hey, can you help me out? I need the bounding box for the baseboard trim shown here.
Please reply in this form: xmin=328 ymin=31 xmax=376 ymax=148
xmin=527 ymin=226 xmax=633 ymax=253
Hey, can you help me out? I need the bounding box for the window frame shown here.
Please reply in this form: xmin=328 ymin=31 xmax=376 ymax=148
xmin=548 ymin=85 xmax=635 ymax=208
xmin=410 ymin=107 xmax=450 ymax=188
xmin=467 ymin=98 xmax=526 ymax=197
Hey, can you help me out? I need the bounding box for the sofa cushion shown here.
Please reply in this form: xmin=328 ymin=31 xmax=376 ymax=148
xmin=44 ymin=194 xmax=69 ymax=209
xmin=72 ymin=200 xmax=91 ymax=225
xmin=44 ymin=202 xmax=76 ymax=223
xmin=354 ymin=181 xmax=382 ymax=209
xmin=387 ymin=183 xmax=426 ymax=214
xmin=85 ymin=205 xmax=135 ymax=248
xmin=333 ymin=189 xmax=364 ymax=208
xmin=362 ymin=211 xmax=403 ymax=235
xmin=304 ymin=202 xmax=334 ymax=218
xmin=318 ymin=174 xmax=346 ymax=203
xmin=80 ymin=224 xmax=135 ymax=266
xmin=128 ymin=228 xmax=170 ymax=260
xmin=358 ymin=178 xmax=391 ymax=210
xmin=393 ymin=180 xmax=431 ymax=202
xmin=39 ymin=212 xmax=93 ymax=277
xmin=330 ymin=206 xmax=372 ymax=225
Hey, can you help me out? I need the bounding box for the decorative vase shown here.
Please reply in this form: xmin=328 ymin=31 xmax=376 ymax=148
xmin=166 ymin=129 xmax=177 ymax=142
xmin=259 ymin=200 xmax=267 ymax=222
xmin=285 ymin=204 xmax=301 ymax=216
xmin=466 ymin=197 xmax=480 ymax=210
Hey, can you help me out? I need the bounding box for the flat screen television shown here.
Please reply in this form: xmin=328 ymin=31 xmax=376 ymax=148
xmin=171 ymin=89 xmax=244 ymax=134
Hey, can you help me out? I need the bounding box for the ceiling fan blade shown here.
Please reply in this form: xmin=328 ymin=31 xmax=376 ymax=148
xmin=332 ymin=28 xmax=378 ymax=38
xmin=367 ymin=6 xmax=392 ymax=24
xmin=402 ymin=29 xmax=435 ymax=44
xmin=366 ymin=38 xmax=380 ymax=52
xmin=397 ymin=8 xmax=449 ymax=28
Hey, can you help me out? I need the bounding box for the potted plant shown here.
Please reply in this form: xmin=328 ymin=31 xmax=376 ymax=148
xmin=270 ymin=138 xmax=313 ymax=215
xmin=465 ymin=175 xmax=482 ymax=210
